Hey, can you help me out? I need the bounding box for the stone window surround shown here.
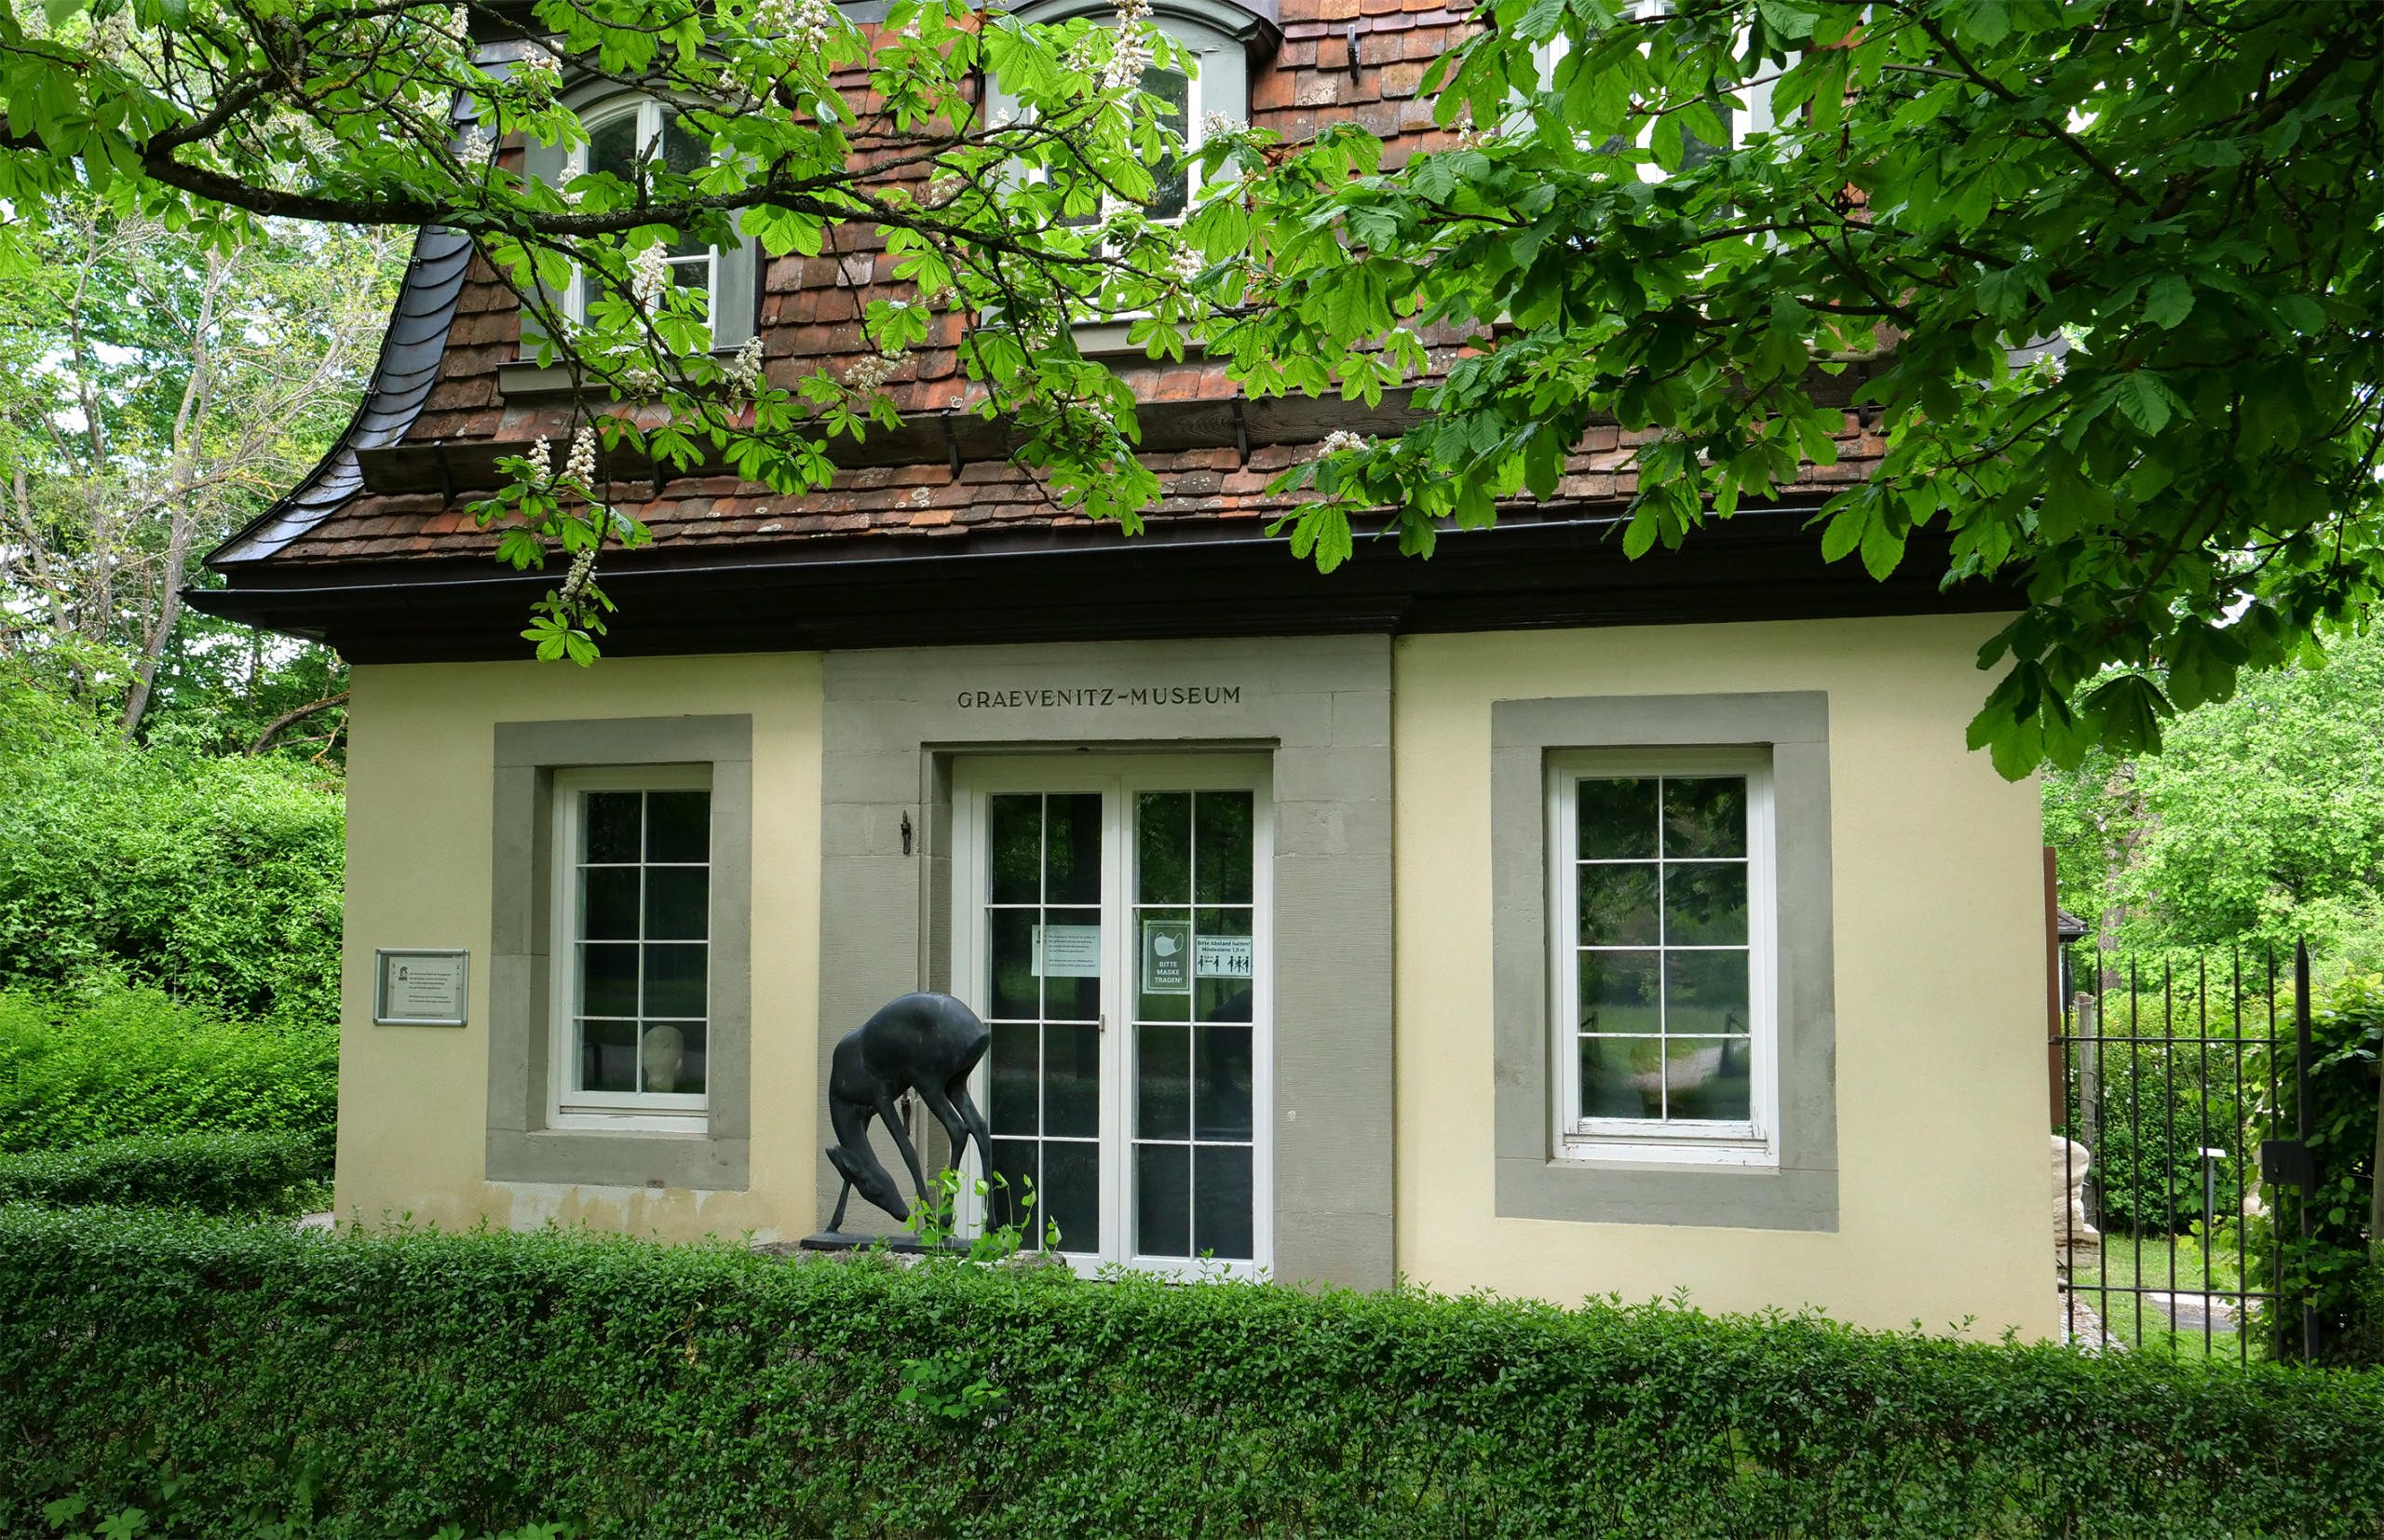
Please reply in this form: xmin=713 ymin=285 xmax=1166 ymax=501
xmin=1492 ymin=692 xmax=1839 ymax=1232
xmin=487 ymin=715 xmax=753 ymax=1191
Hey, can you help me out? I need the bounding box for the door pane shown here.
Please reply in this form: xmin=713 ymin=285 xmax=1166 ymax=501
xmin=1193 ymin=790 xmax=1253 ymax=904
xmin=1046 ymin=793 xmax=1104 ymax=905
xmin=990 ymin=1022 xmax=1037 ymax=1135
xmin=1194 ymin=1145 xmax=1253 ymax=1260
xmin=989 ymin=909 xmax=1038 ymax=1020
xmin=1194 ymin=1025 xmax=1253 ymax=1141
xmin=1138 ymin=1024 xmax=1191 ymax=1141
xmin=1043 ymin=1022 xmax=1102 ymax=1139
xmin=1136 ymin=1143 xmax=1191 ymax=1257
xmin=1040 ymin=906 xmax=1103 ymax=1020
xmin=989 ymin=795 xmax=1041 ymax=904
xmin=1137 ymin=791 xmax=1190 ymax=901
xmin=1041 ymin=1141 xmax=1101 ymax=1253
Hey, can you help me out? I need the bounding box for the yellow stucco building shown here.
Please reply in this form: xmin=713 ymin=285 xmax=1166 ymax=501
xmin=192 ymin=5 xmax=2057 ymax=1337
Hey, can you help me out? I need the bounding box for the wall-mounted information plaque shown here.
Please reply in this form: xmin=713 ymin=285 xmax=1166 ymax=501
xmin=374 ymin=948 xmax=469 ymax=1026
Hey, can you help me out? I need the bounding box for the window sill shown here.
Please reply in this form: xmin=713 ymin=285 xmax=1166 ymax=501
xmin=547 ymin=1112 xmax=711 ymax=1136
xmin=496 ymin=347 xmax=740 ymax=399
xmin=1556 ymin=1138 xmax=1778 ymax=1169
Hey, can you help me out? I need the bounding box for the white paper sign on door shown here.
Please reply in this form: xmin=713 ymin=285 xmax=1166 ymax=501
xmin=1033 ymin=924 xmax=1102 ymax=978
xmin=1194 ymin=933 xmax=1253 ymax=979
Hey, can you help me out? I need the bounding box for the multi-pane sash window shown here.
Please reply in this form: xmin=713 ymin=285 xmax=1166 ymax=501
xmin=553 ymin=770 xmax=711 ymax=1124
xmin=1550 ymin=751 xmax=1774 ymax=1163
xmin=572 ymin=101 xmax=718 ymax=336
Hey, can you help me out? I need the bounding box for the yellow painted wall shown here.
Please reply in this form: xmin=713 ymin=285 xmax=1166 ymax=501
xmin=1391 ymin=615 xmax=2057 ymax=1339
xmin=338 ymin=653 xmax=822 ymax=1241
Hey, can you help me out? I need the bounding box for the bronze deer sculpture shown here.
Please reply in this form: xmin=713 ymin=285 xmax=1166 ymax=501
xmin=822 ymin=992 xmax=997 ymax=1233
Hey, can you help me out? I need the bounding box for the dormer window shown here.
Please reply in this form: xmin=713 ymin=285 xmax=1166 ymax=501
xmin=576 ymin=101 xmax=720 ymax=330
xmin=991 ymin=0 xmax=1268 ymax=226
xmin=521 ymin=87 xmax=762 ymax=354
xmin=1534 ymin=4 xmax=1779 ymax=175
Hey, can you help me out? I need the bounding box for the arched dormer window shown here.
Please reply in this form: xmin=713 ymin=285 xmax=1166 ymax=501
xmin=988 ymin=0 xmax=1279 ymax=226
xmin=522 ymin=85 xmax=762 ymax=353
xmin=575 ymin=101 xmax=721 ymax=324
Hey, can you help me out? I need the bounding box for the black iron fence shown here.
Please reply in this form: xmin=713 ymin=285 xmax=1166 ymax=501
xmin=2052 ymin=942 xmax=2326 ymax=1362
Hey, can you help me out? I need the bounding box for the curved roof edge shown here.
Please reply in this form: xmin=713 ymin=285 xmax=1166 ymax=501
xmin=207 ymin=226 xmax=476 ymax=569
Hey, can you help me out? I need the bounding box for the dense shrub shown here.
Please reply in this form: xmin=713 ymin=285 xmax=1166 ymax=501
xmin=2082 ymin=1043 xmax=2247 ymax=1236
xmin=5 ymin=1209 xmax=2383 ymax=1540
xmin=2250 ymin=969 xmax=2383 ymax=1361
xmin=0 ymin=1131 xmax=324 ymax=1214
xmin=0 ymin=987 xmax=336 ymax=1155
xmin=0 ymin=719 xmax=343 ymax=1027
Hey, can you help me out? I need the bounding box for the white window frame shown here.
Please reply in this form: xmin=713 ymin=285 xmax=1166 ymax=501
xmin=564 ymin=98 xmax=720 ymax=339
xmin=1546 ymin=747 xmax=1778 ymax=1167
xmin=948 ymin=753 xmax=1274 ymax=1280
xmin=1013 ymin=53 xmax=1212 ymax=244
xmin=548 ymin=763 xmax=714 ymax=1133
xmin=1535 ymin=15 xmax=1780 ymax=174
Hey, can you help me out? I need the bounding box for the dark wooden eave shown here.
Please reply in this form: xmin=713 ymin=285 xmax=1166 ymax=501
xmin=185 ymin=504 xmax=2019 ymax=665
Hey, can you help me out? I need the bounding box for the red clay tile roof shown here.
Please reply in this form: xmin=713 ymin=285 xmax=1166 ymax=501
xmin=230 ymin=0 xmax=1889 ymax=574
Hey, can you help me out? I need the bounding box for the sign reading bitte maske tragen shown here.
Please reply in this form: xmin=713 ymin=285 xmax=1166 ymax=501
xmin=374 ymin=948 xmax=469 ymax=1026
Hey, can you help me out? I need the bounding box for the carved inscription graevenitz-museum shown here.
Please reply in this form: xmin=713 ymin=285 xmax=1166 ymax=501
xmin=954 ymin=684 xmax=1244 ymax=709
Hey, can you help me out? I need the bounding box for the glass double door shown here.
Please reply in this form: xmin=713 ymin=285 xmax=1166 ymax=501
xmin=953 ymin=756 xmax=1270 ymax=1275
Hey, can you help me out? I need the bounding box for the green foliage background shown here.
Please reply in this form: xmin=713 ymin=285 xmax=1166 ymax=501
xmin=0 ymin=676 xmax=345 ymax=1030
xmin=2046 ymin=630 xmax=2384 ymax=967
xmin=6 ymin=1209 xmax=2383 ymax=1540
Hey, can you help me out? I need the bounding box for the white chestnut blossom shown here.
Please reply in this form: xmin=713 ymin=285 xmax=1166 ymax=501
xmin=630 ymin=244 xmax=670 ymax=306
xmin=513 ymin=43 xmax=562 ymax=97
xmin=558 ymin=547 xmax=598 ymax=605
xmin=843 ymin=348 xmax=908 ymax=391
xmin=753 ymin=0 xmax=838 ymax=51
xmin=525 ymin=437 xmax=553 ymax=485
xmin=458 ymin=125 xmax=494 ymax=164
xmin=564 ymin=426 xmax=599 ymax=486
xmin=1169 ymin=245 xmax=1204 ymax=284
xmin=726 ymin=335 xmax=765 ymax=394
xmin=1320 ymin=430 xmax=1368 ymax=455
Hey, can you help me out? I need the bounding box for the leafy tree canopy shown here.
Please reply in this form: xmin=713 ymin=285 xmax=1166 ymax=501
xmin=2048 ymin=627 xmax=2384 ymax=969
xmin=4 ymin=0 xmax=2376 ymax=776
xmin=3 ymin=0 xmax=1234 ymax=659
xmin=1221 ymin=0 xmax=2382 ymax=777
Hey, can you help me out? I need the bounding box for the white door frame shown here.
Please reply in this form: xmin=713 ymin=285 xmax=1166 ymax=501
xmin=949 ymin=752 xmax=1274 ymax=1279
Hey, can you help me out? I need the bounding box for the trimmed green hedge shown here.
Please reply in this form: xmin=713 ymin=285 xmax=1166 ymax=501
xmin=0 ymin=1131 xmax=325 ymax=1216
xmin=5 ymin=1209 xmax=2382 ymax=1539
xmin=0 ymin=986 xmax=338 ymax=1155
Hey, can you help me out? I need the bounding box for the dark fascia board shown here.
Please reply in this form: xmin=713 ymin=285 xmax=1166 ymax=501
xmin=183 ymin=506 xmax=2019 ymax=664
